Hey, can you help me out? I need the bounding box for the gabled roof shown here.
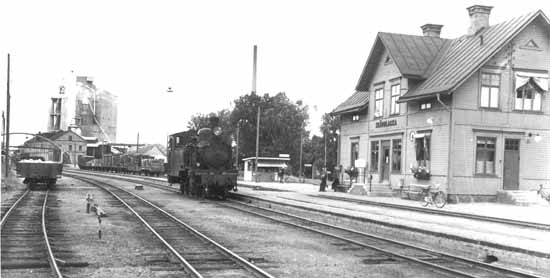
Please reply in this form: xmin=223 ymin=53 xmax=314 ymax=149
xmin=399 ymin=10 xmax=549 ymax=102
xmin=331 ymin=91 xmax=369 ymax=115
xmin=356 ymin=33 xmax=450 ymax=91
xmin=25 ymin=130 xmax=85 ymax=144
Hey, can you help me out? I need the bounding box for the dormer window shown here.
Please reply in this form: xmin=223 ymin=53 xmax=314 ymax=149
xmin=352 ymin=114 xmax=360 ymax=121
xmin=514 ymin=72 xmax=548 ymax=111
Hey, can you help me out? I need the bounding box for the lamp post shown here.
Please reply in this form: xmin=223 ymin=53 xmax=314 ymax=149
xmin=324 ymin=131 xmax=327 ymax=173
xmin=299 ymin=122 xmax=304 ymax=182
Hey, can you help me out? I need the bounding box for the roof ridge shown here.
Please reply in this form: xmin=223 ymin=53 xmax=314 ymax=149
xmin=400 ymin=9 xmax=547 ymax=101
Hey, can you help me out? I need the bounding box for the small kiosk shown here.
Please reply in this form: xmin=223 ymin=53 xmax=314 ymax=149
xmin=243 ymin=156 xmax=290 ymax=182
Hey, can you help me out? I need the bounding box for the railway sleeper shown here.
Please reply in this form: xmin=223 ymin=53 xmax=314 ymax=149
xmin=0 ymin=261 xmax=51 ymax=269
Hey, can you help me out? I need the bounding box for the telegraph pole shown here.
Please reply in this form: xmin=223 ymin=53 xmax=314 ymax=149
xmin=4 ymin=54 xmax=10 ymax=178
xmin=235 ymin=122 xmax=240 ymax=168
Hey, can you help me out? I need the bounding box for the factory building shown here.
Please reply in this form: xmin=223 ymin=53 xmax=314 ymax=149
xmin=333 ymin=6 xmax=550 ymax=202
xmin=48 ymin=75 xmax=118 ymax=143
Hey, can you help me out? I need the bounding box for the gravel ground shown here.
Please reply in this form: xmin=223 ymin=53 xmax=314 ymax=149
xmin=88 ymin=175 xmax=446 ymax=278
xmin=1 ymin=169 xmax=27 ymax=204
xmin=42 ymin=177 xmax=187 ymax=278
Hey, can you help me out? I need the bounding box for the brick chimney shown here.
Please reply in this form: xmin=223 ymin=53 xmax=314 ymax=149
xmin=467 ymin=5 xmax=493 ymax=35
xmin=421 ymin=24 xmax=443 ymax=38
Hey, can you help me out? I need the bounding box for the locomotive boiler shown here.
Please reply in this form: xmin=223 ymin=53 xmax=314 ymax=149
xmin=167 ymin=118 xmax=237 ymax=199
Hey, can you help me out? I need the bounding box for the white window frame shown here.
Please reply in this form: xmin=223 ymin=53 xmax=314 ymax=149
xmin=390 ymin=84 xmax=400 ymax=115
xmin=374 ymin=88 xmax=384 ymax=118
xmin=480 ymin=73 xmax=500 ymax=109
xmin=420 ymin=102 xmax=432 ymax=110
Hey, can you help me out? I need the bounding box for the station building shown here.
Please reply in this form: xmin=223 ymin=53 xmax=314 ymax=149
xmin=332 ymin=5 xmax=550 ymax=202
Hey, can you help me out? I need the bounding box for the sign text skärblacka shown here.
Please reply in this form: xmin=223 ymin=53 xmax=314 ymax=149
xmin=376 ymin=119 xmax=397 ymax=128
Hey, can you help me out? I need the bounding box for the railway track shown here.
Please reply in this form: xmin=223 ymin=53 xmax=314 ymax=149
xmin=0 ymin=190 xmax=62 ymax=277
xmin=311 ymin=194 xmax=550 ymax=231
xmin=65 ymin=169 xmax=547 ymax=278
xmin=64 ymin=168 xmax=550 ymax=231
xmin=65 ymin=173 xmax=274 ymax=278
xmin=219 ymin=199 xmax=544 ymax=278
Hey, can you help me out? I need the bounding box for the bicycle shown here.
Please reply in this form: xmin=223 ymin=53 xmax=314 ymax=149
xmin=419 ymin=184 xmax=447 ymax=208
xmin=537 ymin=184 xmax=550 ymax=203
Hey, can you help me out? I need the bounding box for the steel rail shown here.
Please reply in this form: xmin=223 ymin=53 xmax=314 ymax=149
xmin=222 ymin=200 xmax=545 ymax=278
xmin=0 ymin=189 xmax=29 ymax=228
xmin=42 ymin=191 xmax=63 ymax=278
xmin=312 ymin=194 xmax=550 ymax=231
xmin=84 ymin=179 xmax=204 ymax=278
xmin=66 ymin=170 xmax=546 ymax=277
xmin=67 ymin=173 xmax=274 ymax=278
xmin=64 ymin=169 xmax=550 ymax=231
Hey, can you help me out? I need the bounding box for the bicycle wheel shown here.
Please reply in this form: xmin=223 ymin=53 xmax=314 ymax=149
xmin=421 ymin=194 xmax=430 ymax=207
xmin=433 ymin=191 xmax=447 ymax=208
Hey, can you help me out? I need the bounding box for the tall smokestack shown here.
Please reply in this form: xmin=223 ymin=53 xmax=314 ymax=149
xmin=252 ymin=45 xmax=257 ymax=94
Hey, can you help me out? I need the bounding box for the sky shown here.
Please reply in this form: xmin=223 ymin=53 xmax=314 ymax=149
xmin=0 ymin=0 xmax=548 ymax=145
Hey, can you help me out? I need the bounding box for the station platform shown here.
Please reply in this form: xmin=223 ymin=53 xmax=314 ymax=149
xmin=236 ymin=180 xmax=550 ymax=273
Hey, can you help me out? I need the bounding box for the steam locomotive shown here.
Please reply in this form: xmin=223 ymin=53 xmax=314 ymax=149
xmin=167 ymin=118 xmax=237 ymax=199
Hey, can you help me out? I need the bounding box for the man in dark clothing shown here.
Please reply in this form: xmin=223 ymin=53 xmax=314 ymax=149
xmin=319 ymin=171 xmax=327 ymax=192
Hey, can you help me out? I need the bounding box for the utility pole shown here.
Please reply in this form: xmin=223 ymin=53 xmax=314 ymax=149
xmin=255 ymin=106 xmax=260 ymax=182
xmin=252 ymin=45 xmax=259 ymax=182
xmin=324 ymin=131 xmax=327 ymax=173
xmin=4 ymin=54 xmax=10 ymax=178
xmin=299 ymin=128 xmax=303 ymax=182
xmin=235 ymin=122 xmax=240 ymax=168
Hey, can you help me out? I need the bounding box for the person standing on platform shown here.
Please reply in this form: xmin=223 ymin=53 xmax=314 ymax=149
xmin=319 ymin=170 xmax=327 ymax=192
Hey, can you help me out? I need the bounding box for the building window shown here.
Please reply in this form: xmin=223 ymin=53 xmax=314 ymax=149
xmin=68 ymin=135 xmax=72 ymax=141
xmin=79 ymin=145 xmax=82 ymax=151
xmin=374 ymin=88 xmax=384 ymax=118
xmin=480 ymin=73 xmax=500 ymax=108
xmin=68 ymin=145 xmax=73 ymax=151
xmin=390 ymin=84 xmax=400 ymax=115
xmin=370 ymin=141 xmax=379 ymax=171
xmin=350 ymin=142 xmax=359 ymax=167
xmin=392 ymin=139 xmax=401 ymax=172
xmin=352 ymin=114 xmax=360 ymax=121
xmin=414 ymin=136 xmax=430 ymax=167
xmin=515 ymin=78 xmax=543 ymax=111
xmin=420 ymin=102 xmax=432 ymax=110
xmin=476 ymin=137 xmax=496 ymax=175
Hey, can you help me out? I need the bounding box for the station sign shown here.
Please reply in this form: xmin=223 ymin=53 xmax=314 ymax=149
xmin=376 ymin=119 xmax=397 ymax=128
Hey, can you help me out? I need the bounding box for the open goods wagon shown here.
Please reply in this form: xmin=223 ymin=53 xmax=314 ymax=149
xmin=17 ymin=159 xmax=63 ymax=188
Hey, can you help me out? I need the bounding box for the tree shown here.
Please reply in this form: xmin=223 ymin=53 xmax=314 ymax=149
xmin=187 ymin=109 xmax=231 ymax=131
xmin=230 ymin=92 xmax=309 ymax=173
